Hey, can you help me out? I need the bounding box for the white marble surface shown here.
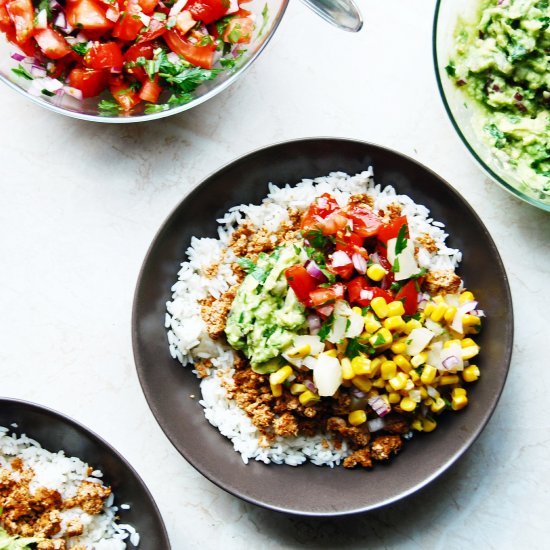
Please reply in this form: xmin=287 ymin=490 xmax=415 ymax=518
xmin=1 ymin=1 xmax=550 ymax=548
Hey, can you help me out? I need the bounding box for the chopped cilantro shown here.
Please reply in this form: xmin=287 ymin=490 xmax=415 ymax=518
xmin=236 ymin=257 xmax=256 ymax=273
xmin=394 ymin=223 xmax=408 ymax=255
xmin=444 ymin=62 xmax=456 ymax=77
xmin=262 ymin=325 xmax=277 ymax=340
xmin=71 ymin=43 xmax=89 ymax=56
xmin=345 ymin=337 xmax=372 ymax=359
xmin=258 ymin=3 xmax=269 ymax=37
xmin=391 ymin=256 xmax=400 ymax=273
xmin=318 ymin=313 xmax=335 ymax=342
xmin=11 ymin=65 xmax=33 ymax=81
xmin=98 ymin=99 xmax=122 ymax=115
xmin=41 ymin=89 xmax=56 ymax=97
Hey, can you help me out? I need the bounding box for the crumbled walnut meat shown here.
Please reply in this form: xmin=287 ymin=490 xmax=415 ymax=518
xmin=37 ymin=540 xmax=66 ymax=550
xmin=378 ymin=202 xmax=402 ymax=223
xmin=416 ymin=232 xmax=439 ymax=254
xmin=199 ymin=285 xmax=238 ymax=339
xmin=343 ymin=448 xmax=373 ymax=469
xmin=64 ymin=481 xmax=110 ymax=515
xmin=424 ymin=269 xmax=461 ymax=295
xmin=194 ymin=359 xmax=212 ymax=379
xmin=347 ymin=193 xmax=375 ymax=209
xmin=383 ymin=415 xmax=411 ymax=435
xmin=273 ymin=412 xmax=299 ymax=437
xmin=371 ymin=435 xmax=403 ymax=461
xmin=31 ymin=487 xmax=63 ymax=511
xmin=65 ymin=518 xmax=84 ymax=537
xmin=203 ymin=261 xmax=220 ymax=279
xmin=10 ymin=458 xmax=23 ymax=471
xmin=326 ymin=417 xmax=370 ymax=448
xmin=33 ymin=509 xmax=62 ymax=538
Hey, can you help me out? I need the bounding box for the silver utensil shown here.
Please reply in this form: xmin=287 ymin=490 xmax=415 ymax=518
xmin=300 ymin=0 xmax=364 ymax=32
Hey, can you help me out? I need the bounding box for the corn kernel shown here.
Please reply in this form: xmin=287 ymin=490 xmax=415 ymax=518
xmin=462 ymin=314 xmax=480 ymax=327
xmin=351 ymin=355 xmax=371 ymax=376
xmin=369 ymin=357 xmax=382 ymax=377
xmin=400 ymin=396 xmax=417 ymax=412
xmin=372 ymin=377 xmax=386 ymax=388
xmin=419 ymin=386 xmax=428 ymax=399
xmin=384 ymin=382 xmax=393 ymax=393
xmin=444 ymin=306 xmax=457 ymax=323
xmin=423 ymin=302 xmax=435 ymax=316
xmin=459 ymin=291 xmax=475 ymax=304
xmin=324 ymin=349 xmax=338 ymax=358
xmin=299 ymin=390 xmax=319 ymax=406
xmin=383 ymin=315 xmax=405 ymax=332
xmin=364 ymin=312 xmax=382 ymax=333
xmin=270 ymin=382 xmax=283 ymax=397
xmin=433 ymin=295 xmax=446 ymax=304
xmin=387 ymin=301 xmax=405 ymax=317
xmin=443 ymin=339 xmax=461 ymax=349
xmin=411 ymin=418 xmax=423 ymax=431
xmin=371 ymin=297 xmax=389 ymax=319
xmin=440 ymin=374 xmax=460 ymax=386
xmin=452 ymin=387 xmax=467 ymax=398
xmin=411 ymin=352 xmax=427 ymax=367
xmin=381 ymin=360 xmax=397 ymax=380
xmin=389 ymin=372 xmax=409 ymax=391
xmin=430 ymin=303 xmax=448 ymax=322
xmin=366 ymin=389 xmax=379 ymax=399
xmin=366 ymin=263 xmax=387 ymax=282
xmin=423 ymin=397 xmax=434 ymax=407
xmin=462 ymin=364 xmax=480 ymax=382
xmin=462 ymin=345 xmax=480 ymax=360
xmin=388 ymin=391 xmax=401 ymax=404
xmin=404 ymin=319 xmax=422 ymax=334
xmin=286 ymin=344 xmax=311 ymax=359
xmin=394 ymin=354 xmax=412 ymax=373
xmin=391 ymin=341 xmax=407 ymax=354
xmin=369 ymin=328 xmax=393 ymax=348
xmin=451 ymin=394 xmax=468 ymax=411
xmin=420 ymin=364 xmax=437 ymax=385
xmin=379 ymin=394 xmax=390 ymax=406
xmin=409 ymin=370 xmax=420 ymax=383
xmin=404 ymin=379 xmax=415 ymax=392
xmin=422 ymin=417 xmax=437 ymax=432
xmin=340 ymin=358 xmax=354 ymax=380
xmin=431 ymin=397 xmax=446 ymax=413
xmin=270 ymin=365 xmax=293 ymax=386
xmin=290 ymin=383 xmax=307 ymax=395
xmin=461 ymin=338 xmax=476 ymax=348
xmin=352 ymin=306 xmax=363 ymax=315
xmin=348 ymin=409 xmax=367 ymax=426
xmin=352 ymin=376 xmax=372 ymax=392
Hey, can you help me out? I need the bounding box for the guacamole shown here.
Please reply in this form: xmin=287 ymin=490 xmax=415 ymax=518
xmin=0 ymin=527 xmax=40 ymax=550
xmin=225 ymin=244 xmax=307 ymax=368
xmin=447 ymin=0 xmax=549 ymax=200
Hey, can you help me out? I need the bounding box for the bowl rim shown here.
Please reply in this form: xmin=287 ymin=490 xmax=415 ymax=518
xmin=131 ymin=136 xmax=514 ymax=516
xmin=0 ymin=0 xmax=289 ymax=124
xmin=0 ymin=396 xmax=171 ymax=546
xmin=432 ymin=0 xmax=550 ymax=213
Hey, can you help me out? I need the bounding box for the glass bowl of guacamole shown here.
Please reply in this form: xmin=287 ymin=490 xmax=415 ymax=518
xmin=434 ymin=0 xmax=550 ymax=211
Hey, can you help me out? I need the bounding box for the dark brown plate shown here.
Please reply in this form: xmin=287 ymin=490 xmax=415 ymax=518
xmin=0 ymin=398 xmax=170 ymax=547
xmin=132 ymin=138 xmax=513 ymax=516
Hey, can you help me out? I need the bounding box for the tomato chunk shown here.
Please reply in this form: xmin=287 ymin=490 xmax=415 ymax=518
xmin=6 ymin=0 xmax=34 ymax=43
xmin=137 ymin=17 xmax=166 ymax=43
xmin=139 ymin=76 xmax=162 ymax=103
xmin=395 ymin=280 xmax=419 ymax=316
xmin=377 ymin=216 xmax=409 ymax=247
xmin=67 ymin=67 xmax=109 ymax=97
xmin=163 ymin=30 xmax=215 ymax=69
xmin=112 ymin=0 xmax=144 ymax=41
xmin=285 ymin=265 xmax=319 ymax=305
xmin=186 ymin=0 xmax=228 ymax=24
xmin=84 ymin=41 xmax=124 ymax=69
xmin=109 ymin=75 xmax=141 ymax=110
xmin=222 ymin=16 xmax=254 ymax=44
xmin=347 ymin=276 xmax=393 ymax=307
xmin=301 ymin=193 xmax=341 ymax=232
xmin=34 ymin=28 xmax=72 ymax=59
xmin=346 ymin=204 xmax=383 ymax=238
xmin=66 ymin=0 xmax=114 ymax=32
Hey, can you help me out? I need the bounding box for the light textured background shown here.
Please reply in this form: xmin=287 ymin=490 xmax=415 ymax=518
xmin=1 ymin=1 xmax=549 ymax=548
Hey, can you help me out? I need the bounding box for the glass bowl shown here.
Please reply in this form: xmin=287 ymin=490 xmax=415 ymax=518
xmin=433 ymin=0 xmax=550 ymax=212
xmin=0 ymin=0 xmax=288 ymax=123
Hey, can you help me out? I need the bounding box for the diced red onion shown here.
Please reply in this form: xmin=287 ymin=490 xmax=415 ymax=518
xmin=380 ymin=275 xmax=391 ymax=290
xmin=304 ymin=380 xmax=317 ymax=393
xmin=331 ymin=250 xmax=352 ymax=268
xmin=368 ymin=396 xmax=390 ymax=417
xmin=352 ymin=389 xmax=366 ymax=398
xmin=367 ymin=417 xmax=386 ymax=433
xmin=226 ymin=0 xmax=239 ymax=14
xmin=305 ymin=260 xmax=327 ymax=281
xmin=359 ymin=289 xmax=373 ymax=302
xmin=63 ymin=85 xmax=83 ymax=100
xmin=287 ymin=374 xmax=296 ymax=383
xmin=10 ymin=52 xmax=26 ymax=62
xmin=471 ymin=309 xmax=485 ymax=318
xmin=316 ymin=304 xmax=334 ymax=318
xmin=110 ymin=66 xmax=122 ymax=74
xmin=352 ymin=253 xmax=367 ymax=274
xmin=451 ymin=300 xmax=477 ymax=332
xmin=169 ymin=0 xmax=187 ymax=16
xmin=442 ymin=355 xmax=460 ymax=371
xmin=106 ymin=7 xmax=120 ymax=22
xmin=49 ymin=0 xmax=63 ymax=11
xmin=167 ymin=52 xmax=180 ymax=64
xmin=30 ymin=65 xmax=47 ymax=78
xmin=41 ymin=77 xmax=63 ymax=93
xmin=426 ymin=385 xmax=439 ymax=398
xmin=332 ymin=283 xmax=345 ymax=298
xmin=36 ymin=9 xmax=48 ymax=29
xmin=307 ymin=314 xmax=321 ymax=334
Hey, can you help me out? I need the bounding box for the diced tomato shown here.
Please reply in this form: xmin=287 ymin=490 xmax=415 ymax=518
xmin=395 ymin=280 xmax=419 ymax=316
xmin=137 ymin=16 xmax=166 ymax=43
xmin=347 ymin=276 xmax=393 ymax=308
xmin=377 ymin=215 xmax=409 ymax=247
xmin=346 ymin=205 xmax=383 ymax=238
xmin=284 ymin=265 xmax=319 ymax=305
xmin=137 ymin=0 xmax=158 ymax=14
xmin=163 ymin=30 xmax=215 ymax=69
xmin=109 ymin=75 xmax=140 ymax=110
xmin=112 ymin=0 xmax=144 ymax=41
xmin=139 ymin=75 xmax=162 ymax=102
xmin=123 ymin=42 xmax=154 ymax=81
xmin=84 ymin=41 xmax=124 ymax=69
xmin=185 ymin=0 xmax=228 ymax=24
xmin=309 ymin=287 xmax=338 ymax=308
xmin=67 ymin=67 xmax=109 ymax=97
xmin=301 ymin=193 xmax=341 ymax=231
xmin=66 ymin=0 xmax=114 ymax=32
xmin=34 ymin=28 xmax=72 ymax=59
xmin=335 ymin=231 xmax=368 ymax=260
xmin=222 ymin=16 xmax=254 ymax=44
xmin=0 ymin=4 xmax=12 ymax=34
xmin=326 ymin=250 xmax=354 ymax=280
xmin=6 ymin=0 xmax=34 ymax=43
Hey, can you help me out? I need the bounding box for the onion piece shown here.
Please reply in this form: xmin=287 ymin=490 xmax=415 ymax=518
xmin=10 ymin=52 xmax=27 ymax=62
xmin=305 ymin=260 xmax=326 ymax=281
xmin=106 ymin=7 xmax=120 ymax=22
xmin=138 ymin=12 xmax=151 ymax=25
xmin=441 ymin=355 xmax=460 ymax=371
xmin=316 ymin=304 xmax=334 ymax=318
xmin=35 ymin=9 xmax=48 ymax=29
xmin=110 ymin=66 xmax=122 ymax=74
xmin=307 ymin=314 xmax=321 ymax=334
xmin=30 ymin=65 xmax=47 ymax=78
xmin=169 ymin=0 xmax=187 ymax=16
xmin=352 ymin=253 xmax=367 ymax=274
xmin=450 ymin=300 xmax=478 ymax=333
xmin=330 ymin=250 xmax=352 ymax=268
xmin=304 ymin=379 xmax=317 ymax=393
xmin=367 ymin=417 xmax=386 ymax=432
xmin=368 ymin=396 xmax=391 ymax=417
xmin=62 ymin=85 xmax=83 ymax=100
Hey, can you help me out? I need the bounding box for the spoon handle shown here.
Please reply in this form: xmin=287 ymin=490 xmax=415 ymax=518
xmin=299 ymin=0 xmax=363 ymax=33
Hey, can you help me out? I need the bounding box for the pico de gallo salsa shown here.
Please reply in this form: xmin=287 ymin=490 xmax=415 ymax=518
xmin=0 ymin=0 xmax=260 ymax=113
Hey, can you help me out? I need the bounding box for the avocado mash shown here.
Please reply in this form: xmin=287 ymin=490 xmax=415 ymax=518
xmin=0 ymin=527 xmax=40 ymax=550
xmin=225 ymin=244 xmax=307 ymax=368
xmin=447 ymin=0 xmax=549 ymax=200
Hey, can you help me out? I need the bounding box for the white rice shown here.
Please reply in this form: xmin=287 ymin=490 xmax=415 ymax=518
xmin=166 ymin=170 xmax=462 ymax=466
xmin=0 ymin=426 xmax=138 ymax=548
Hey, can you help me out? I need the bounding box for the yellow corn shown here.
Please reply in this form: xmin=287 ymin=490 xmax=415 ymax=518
xmin=451 ymin=391 xmax=468 ymax=411
xmin=461 ymin=338 xmax=477 ymax=348
xmin=462 ymin=345 xmax=480 ymax=360
xmin=372 ymin=377 xmax=386 ymax=388
xmin=443 ymin=339 xmax=461 ymax=349
xmin=364 ymin=312 xmax=382 ymax=333
xmin=381 ymin=360 xmax=397 ymax=380
xmin=270 ymin=365 xmax=293 ymax=386
xmin=299 ymin=390 xmax=319 ymax=406
xmin=394 ymin=354 xmax=412 ymax=373
xmin=391 ymin=341 xmax=407 ymax=355
xmin=440 ymin=374 xmax=460 ymax=386
xmin=423 ymin=302 xmax=435 ymax=316
xmin=369 ymin=328 xmax=393 ymax=348
xmin=324 ymin=349 xmax=338 ymax=358
xmin=444 ymin=306 xmax=457 ymax=323
xmin=452 ymin=387 xmax=467 ymax=397
xmin=270 ymin=382 xmax=283 ymax=397
xmin=286 ymin=344 xmax=311 ymax=359
xmin=389 ymin=372 xmax=409 ymax=391
xmin=388 ymin=391 xmax=401 ymax=404
xmin=420 ymin=364 xmax=437 ymax=385
xmin=411 ymin=418 xmax=424 ymax=431
xmin=379 ymin=394 xmax=390 ymax=406
xmin=431 ymin=397 xmax=446 ymax=413
xmin=411 ymin=352 xmax=427 ymax=367
xmin=404 ymin=319 xmax=423 ymax=334
xmin=419 ymin=386 xmax=428 ymax=399
xmin=400 ymin=396 xmax=417 ymax=412
xmin=352 ymin=306 xmax=363 ymax=316
xmin=352 ymin=376 xmax=372 ymax=393
xmin=430 ymin=303 xmax=448 ymax=322
xmin=409 ymin=370 xmax=420 ymax=383
xmin=366 ymin=263 xmax=387 ymax=282
xmin=462 ymin=314 xmax=480 ymax=327
xmin=341 ymin=358 xmax=355 ymax=380
xmin=371 ymin=297 xmax=389 ymax=319
xmin=290 ymin=383 xmax=307 ymax=395
xmin=459 ymin=291 xmax=475 ymax=304
xmin=462 ymin=364 xmax=480 ymax=383
xmin=422 ymin=417 xmax=437 ymax=432
xmin=351 ymin=355 xmax=371 ymax=376
xmin=387 ymin=300 xmax=405 ymax=317
xmin=433 ymin=295 xmax=446 ymax=304
xmin=383 ymin=315 xmax=405 ymax=332
xmin=348 ymin=409 xmax=367 ymax=426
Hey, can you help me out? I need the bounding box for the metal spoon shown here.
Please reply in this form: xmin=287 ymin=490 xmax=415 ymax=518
xmin=300 ymin=0 xmax=363 ymax=32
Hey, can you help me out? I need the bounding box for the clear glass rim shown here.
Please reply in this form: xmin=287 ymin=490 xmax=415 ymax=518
xmin=432 ymin=0 xmax=550 ymax=213
xmin=0 ymin=0 xmax=289 ymax=124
